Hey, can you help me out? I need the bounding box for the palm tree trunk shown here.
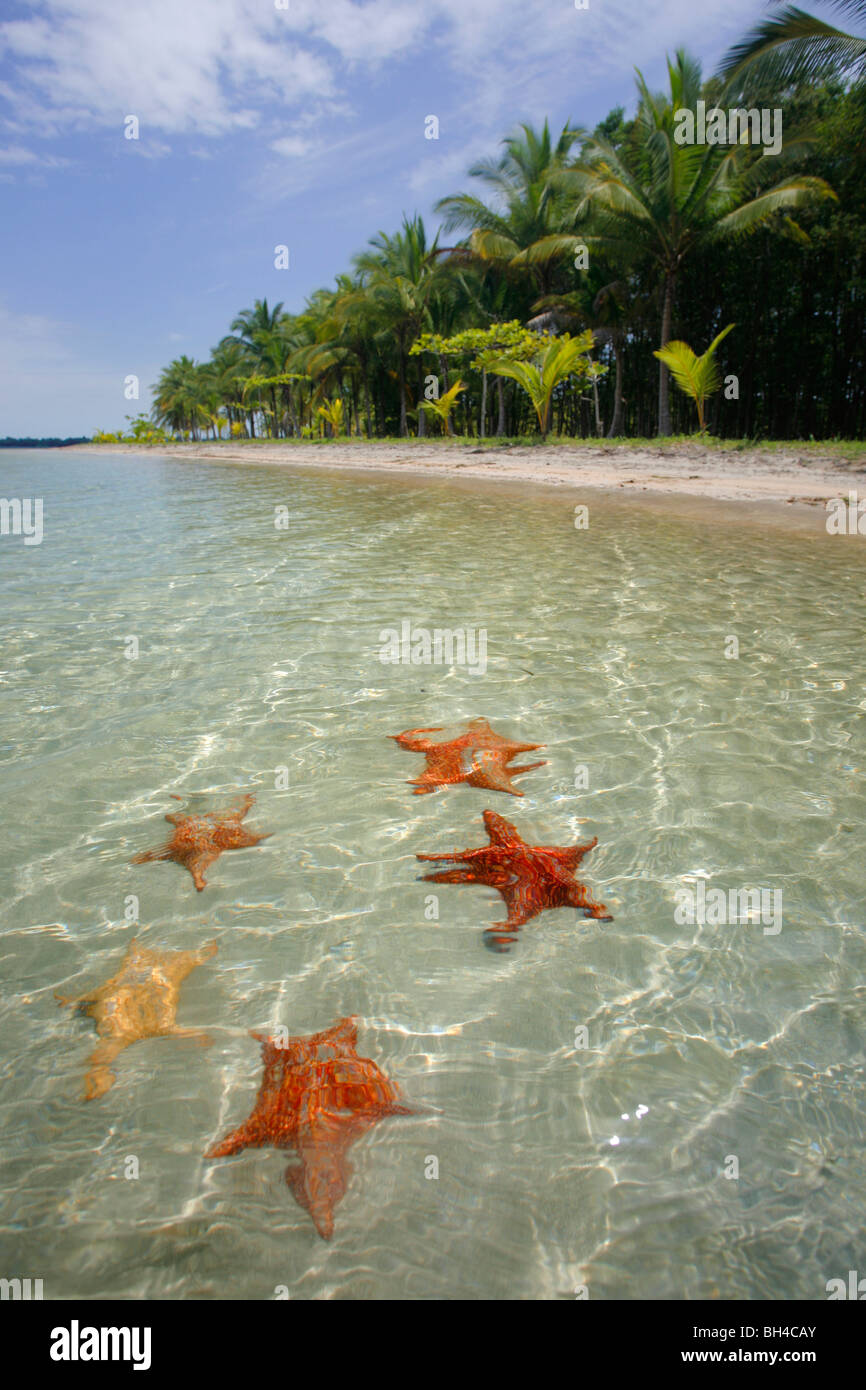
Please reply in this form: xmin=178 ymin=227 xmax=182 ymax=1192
xmin=591 ymin=372 xmax=602 ymax=436
xmin=417 ymin=358 xmax=426 ymax=437
xmin=607 ymin=337 xmax=625 ymax=437
xmin=658 ymin=272 xmax=674 ymax=436
xmin=496 ymin=377 xmax=506 ymax=436
xmin=480 ymin=368 xmax=488 ymax=437
xmin=362 ymin=360 xmax=373 ymax=439
xmin=398 ymin=349 xmax=408 ymax=437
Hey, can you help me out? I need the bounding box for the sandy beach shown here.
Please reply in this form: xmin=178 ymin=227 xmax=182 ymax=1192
xmin=71 ymin=439 xmax=866 ymax=513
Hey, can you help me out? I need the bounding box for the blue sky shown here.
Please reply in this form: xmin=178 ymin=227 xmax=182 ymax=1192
xmin=0 ymin=0 xmax=842 ymax=435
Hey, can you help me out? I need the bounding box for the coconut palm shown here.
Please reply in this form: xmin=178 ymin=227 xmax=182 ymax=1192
xmin=719 ymin=2 xmax=866 ymax=89
xmin=654 ymin=324 xmax=736 ymax=431
xmin=152 ymin=356 xmax=211 ymax=439
xmin=354 ymin=216 xmax=445 ymax=436
xmin=420 ymin=380 xmax=465 ymax=436
xmin=564 ymin=49 xmax=836 ymax=434
xmin=529 ymin=275 xmax=640 ymax=437
xmin=228 ymin=299 xmax=296 ymax=436
xmin=485 ymin=332 xmax=596 ymax=437
xmin=317 ymin=397 xmax=345 ymax=437
xmin=436 ymin=120 xmax=585 ymax=304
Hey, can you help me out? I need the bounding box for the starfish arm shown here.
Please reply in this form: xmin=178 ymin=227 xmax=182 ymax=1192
xmin=495 ymin=879 xmax=540 ymax=929
xmin=481 ymin=811 xmax=523 ymax=846
xmin=286 ymin=1136 xmax=352 ymax=1242
xmin=164 ymin=941 xmax=218 ymax=986
xmin=566 ymin=884 xmax=613 ymax=921
xmin=206 ymin=1119 xmax=263 ymax=1159
xmin=417 ymin=845 xmax=490 ymax=862
xmin=56 ymin=986 xmax=99 ymax=1009
xmin=467 ymin=764 xmax=523 ymax=795
xmin=409 ymin=779 xmax=439 ymax=795
xmin=420 ymin=868 xmax=481 ymax=885
xmin=130 ymin=843 xmax=173 ymax=864
xmin=186 ymin=850 xmax=220 ymax=892
xmin=231 ymin=793 xmax=256 ymax=820
xmin=558 ymin=837 xmax=599 ymax=865
xmin=83 ymin=1039 xmax=129 ymax=1101
xmin=392 ymin=727 xmax=442 ymax=751
xmin=509 ymin=759 xmax=547 ymax=777
xmin=313 ymin=1016 xmax=359 ymax=1051
xmin=229 ymin=829 xmax=272 ymax=847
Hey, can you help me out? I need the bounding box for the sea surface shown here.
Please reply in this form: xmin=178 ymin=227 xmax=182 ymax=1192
xmin=1 ymin=448 xmax=864 ymax=1301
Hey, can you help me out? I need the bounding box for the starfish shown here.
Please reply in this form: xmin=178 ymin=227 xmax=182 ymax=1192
xmin=206 ymin=1017 xmax=415 ymax=1240
xmin=391 ymin=717 xmax=546 ymax=796
xmin=418 ymin=809 xmax=612 ymax=951
xmin=131 ymin=793 xmax=271 ymax=891
xmin=56 ymin=937 xmax=217 ymax=1100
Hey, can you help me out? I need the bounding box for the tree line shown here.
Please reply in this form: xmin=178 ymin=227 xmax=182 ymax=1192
xmin=140 ymin=9 xmax=866 ymax=443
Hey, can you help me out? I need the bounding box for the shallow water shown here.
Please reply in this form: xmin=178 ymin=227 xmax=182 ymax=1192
xmin=1 ymin=448 xmax=864 ymax=1301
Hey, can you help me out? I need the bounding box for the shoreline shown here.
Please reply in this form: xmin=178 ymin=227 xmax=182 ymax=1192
xmin=62 ymin=439 xmax=866 ymax=525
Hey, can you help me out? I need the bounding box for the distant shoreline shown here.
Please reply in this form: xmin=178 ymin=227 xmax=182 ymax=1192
xmin=61 ymin=438 xmax=866 ymax=518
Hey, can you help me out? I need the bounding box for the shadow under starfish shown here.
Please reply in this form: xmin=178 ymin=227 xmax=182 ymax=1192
xmin=205 ymin=1017 xmax=415 ymax=1240
xmin=418 ymin=809 xmax=613 ymax=952
xmin=56 ymin=937 xmax=218 ymax=1100
xmin=131 ymin=792 xmax=271 ymax=891
xmin=391 ymin=717 xmax=546 ymax=796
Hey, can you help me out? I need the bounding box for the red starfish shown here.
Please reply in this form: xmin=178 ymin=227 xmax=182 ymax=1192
xmin=205 ymin=1017 xmax=415 ymax=1239
xmin=418 ymin=809 xmax=612 ymax=951
xmin=391 ymin=717 xmax=546 ymax=796
xmin=131 ymin=793 xmax=271 ymax=892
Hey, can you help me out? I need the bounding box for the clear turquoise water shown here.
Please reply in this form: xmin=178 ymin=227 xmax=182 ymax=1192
xmin=1 ymin=448 xmax=864 ymax=1301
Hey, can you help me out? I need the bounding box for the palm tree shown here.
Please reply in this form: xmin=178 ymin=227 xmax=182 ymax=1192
xmin=719 ymin=2 xmax=866 ymax=88
xmin=654 ymin=324 xmax=736 ymax=431
xmin=152 ymin=356 xmax=210 ymax=439
xmin=564 ymin=50 xmax=836 ymax=433
xmin=436 ymin=120 xmax=585 ymax=304
xmin=485 ymin=332 xmax=596 ymax=438
xmin=354 ymin=216 xmax=444 ymax=436
xmin=529 ymin=276 xmax=638 ymax=437
xmin=205 ymin=338 xmax=255 ymax=437
xmin=228 ymin=299 xmax=295 ymax=436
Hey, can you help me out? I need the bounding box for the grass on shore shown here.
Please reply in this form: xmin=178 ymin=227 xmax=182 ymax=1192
xmin=104 ymin=434 xmax=866 ymax=461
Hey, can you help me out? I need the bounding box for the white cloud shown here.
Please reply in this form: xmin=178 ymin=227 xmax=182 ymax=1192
xmin=0 ymin=1 xmax=334 ymax=136
xmin=0 ymin=0 xmax=768 ymax=145
xmin=0 ymin=143 xmax=70 ymax=167
xmin=270 ymin=134 xmax=319 ymax=159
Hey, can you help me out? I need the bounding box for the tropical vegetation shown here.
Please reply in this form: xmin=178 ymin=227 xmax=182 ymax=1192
xmin=119 ymin=25 xmax=866 ymax=445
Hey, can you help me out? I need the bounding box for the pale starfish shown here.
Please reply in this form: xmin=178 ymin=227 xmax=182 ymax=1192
xmin=57 ymin=937 xmax=217 ymax=1100
xmin=131 ymin=793 xmax=271 ymax=891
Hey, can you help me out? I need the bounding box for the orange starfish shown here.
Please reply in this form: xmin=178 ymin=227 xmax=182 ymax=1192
xmin=131 ymin=793 xmax=271 ymax=891
xmin=391 ymin=717 xmax=546 ymax=796
xmin=206 ymin=1017 xmax=415 ymax=1239
xmin=56 ymin=937 xmax=217 ymax=1100
xmin=418 ymin=809 xmax=612 ymax=951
